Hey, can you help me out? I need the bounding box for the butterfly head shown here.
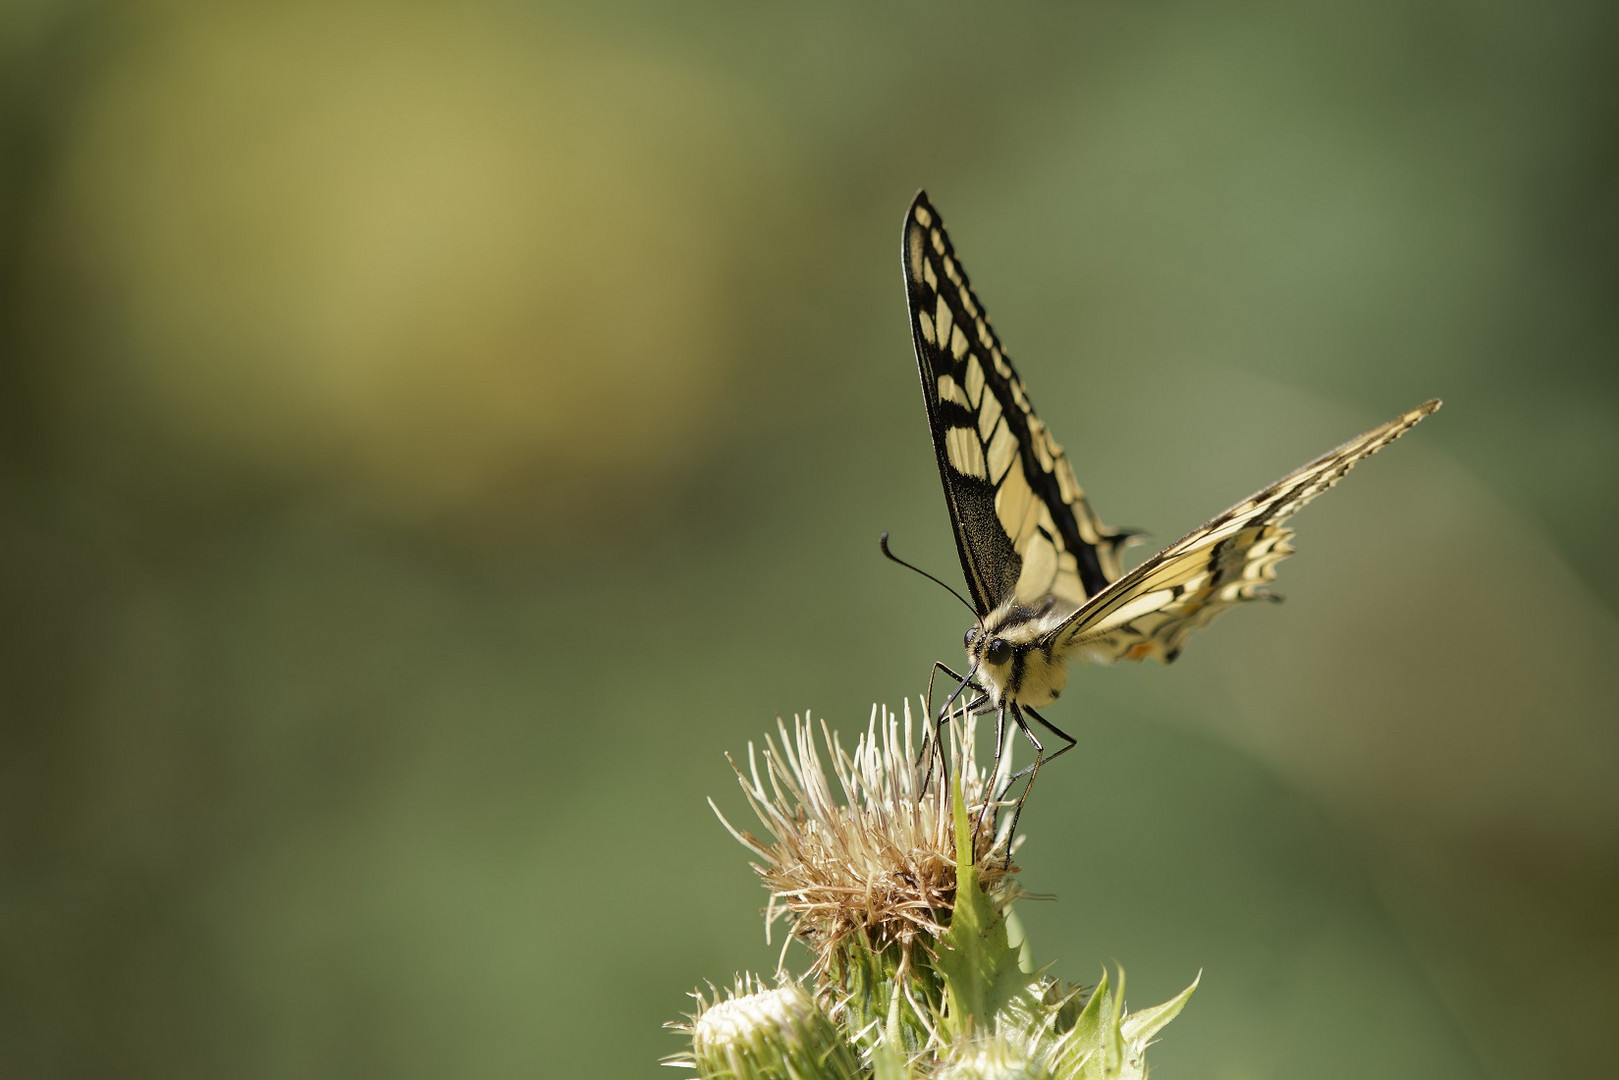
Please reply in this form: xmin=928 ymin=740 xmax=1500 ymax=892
xmin=964 ymin=598 xmax=1076 ymax=709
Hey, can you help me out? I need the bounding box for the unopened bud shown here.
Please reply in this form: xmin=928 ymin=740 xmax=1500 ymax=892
xmin=691 ymin=982 xmax=861 ymax=1080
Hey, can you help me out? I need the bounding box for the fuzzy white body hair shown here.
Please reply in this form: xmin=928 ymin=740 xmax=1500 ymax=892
xmin=968 ymin=597 xmax=1081 ymax=708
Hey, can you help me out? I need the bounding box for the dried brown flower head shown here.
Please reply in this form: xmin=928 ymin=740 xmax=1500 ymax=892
xmin=712 ymin=703 xmax=1018 ymax=977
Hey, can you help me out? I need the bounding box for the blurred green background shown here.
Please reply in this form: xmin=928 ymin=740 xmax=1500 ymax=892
xmin=3 ymin=2 xmax=1616 ymax=1076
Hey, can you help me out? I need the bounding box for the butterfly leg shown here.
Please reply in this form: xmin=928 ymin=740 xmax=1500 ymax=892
xmin=919 ymin=689 xmax=990 ymax=799
xmin=975 ymin=704 xmax=1009 ymax=841
xmin=998 ymin=705 xmax=1049 ymax=869
xmin=924 ymin=661 xmax=968 ymax=744
xmin=920 ymin=661 xmax=984 ymax=797
xmin=921 ymin=660 xmax=965 ymax=793
xmin=990 ymin=706 xmax=1077 ymax=867
xmin=997 ymin=705 xmax=1078 ymax=789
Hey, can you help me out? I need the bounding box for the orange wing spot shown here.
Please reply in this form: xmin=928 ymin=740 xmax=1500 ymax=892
xmin=1125 ymin=642 xmax=1156 ymax=661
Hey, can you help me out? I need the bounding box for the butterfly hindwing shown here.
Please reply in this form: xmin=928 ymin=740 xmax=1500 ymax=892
xmin=1056 ymin=400 xmax=1440 ymax=663
xmin=903 ymin=192 xmax=1131 ymax=617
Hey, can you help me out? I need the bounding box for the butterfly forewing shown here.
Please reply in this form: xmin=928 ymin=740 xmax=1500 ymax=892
xmin=1056 ymin=399 xmax=1441 ymax=663
xmin=903 ymin=192 xmax=1131 ymax=617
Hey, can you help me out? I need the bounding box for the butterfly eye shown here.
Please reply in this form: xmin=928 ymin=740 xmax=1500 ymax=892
xmin=964 ymin=627 xmax=980 ymax=649
xmin=985 ymin=637 xmax=1012 ymax=666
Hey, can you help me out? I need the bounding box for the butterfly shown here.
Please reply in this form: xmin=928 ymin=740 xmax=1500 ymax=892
xmin=894 ymin=190 xmax=1439 ymax=831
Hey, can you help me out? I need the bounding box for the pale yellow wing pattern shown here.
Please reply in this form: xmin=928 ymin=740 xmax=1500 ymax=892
xmin=1056 ymin=400 xmax=1440 ymax=664
xmin=903 ymin=192 xmax=1134 ymax=615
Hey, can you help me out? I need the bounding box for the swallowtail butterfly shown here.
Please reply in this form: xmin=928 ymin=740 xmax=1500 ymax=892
xmin=897 ymin=190 xmax=1438 ymax=823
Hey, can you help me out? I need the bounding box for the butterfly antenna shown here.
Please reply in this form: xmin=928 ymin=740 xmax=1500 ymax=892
xmin=879 ymin=532 xmax=978 ymax=619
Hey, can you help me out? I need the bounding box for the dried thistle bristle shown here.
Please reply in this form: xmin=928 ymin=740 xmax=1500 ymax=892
xmin=711 ymin=702 xmax=1017 ymax=977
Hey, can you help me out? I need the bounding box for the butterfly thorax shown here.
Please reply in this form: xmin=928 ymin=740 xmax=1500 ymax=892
xmin=966 ymin=594 xmax=1079 ymax=708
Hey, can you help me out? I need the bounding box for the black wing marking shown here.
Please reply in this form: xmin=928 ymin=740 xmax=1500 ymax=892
xmin=902 ymin=191 xmax=1131 ymax=617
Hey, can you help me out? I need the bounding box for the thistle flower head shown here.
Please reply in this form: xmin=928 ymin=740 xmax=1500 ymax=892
xmin=712 ymin=702 xmax=1016 ymax=977
xmin=680 ymin=704 xmax=1199 ymax=1079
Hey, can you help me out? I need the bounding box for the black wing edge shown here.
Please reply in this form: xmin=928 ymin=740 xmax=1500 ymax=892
xmin=901 ymin=190 xmax=1127 ymax=613
xmin=902 ymin=189 xmax=1005 ymax=616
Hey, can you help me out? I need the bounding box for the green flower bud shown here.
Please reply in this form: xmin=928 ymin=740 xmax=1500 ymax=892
xmin=689 ymin=981 xmax=861 ymax=1080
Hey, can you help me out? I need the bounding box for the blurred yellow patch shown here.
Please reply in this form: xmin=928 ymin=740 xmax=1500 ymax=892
xmin=49 ymin=3 xmax=772 ymax=526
